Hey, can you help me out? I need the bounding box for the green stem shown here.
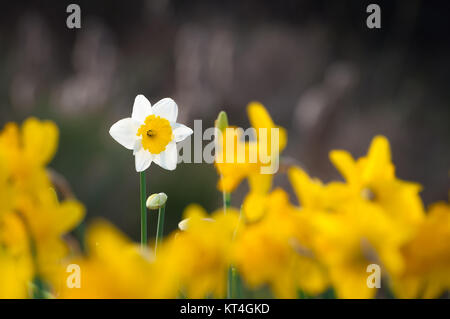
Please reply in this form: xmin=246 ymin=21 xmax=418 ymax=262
xmin=227 ymin=266 xmax=233 ymax=298
xmin=17 ymin=211 xmax=49 ymax=298
xmin=140 ymin=171 xmax=147 ymax=250
xmin=155 ymin=203 xmax=166 ymax=255
xmin=223 ymin=192 xmax=231 ymax=214
xmin=223 ymin=191 xmax=235 ymax=298
xmin=231 ymin=267 xmax=243 ymax=298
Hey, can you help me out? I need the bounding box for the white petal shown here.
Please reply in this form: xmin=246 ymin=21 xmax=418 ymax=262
xmin=153 ymin=142 xmax=178 ymax=170
xmin=178 ymin=217 xmax=214 ymax=231
xmin=132 ymin=139 xmax=142 ymax=154
xmin=109 ymin=118 xmax=140 ymax=150
xmin=132 ymin=94 xmax=152 ymax=122
xmin=171 ymin=123 xmax=193 ymax=142
xmin=152 ymin=98 xmax=178 ymax=122
xmin=134 ymin=146 xmax=153 ymax=172
xmin=178 ymin=218 xmax=190 ymax=231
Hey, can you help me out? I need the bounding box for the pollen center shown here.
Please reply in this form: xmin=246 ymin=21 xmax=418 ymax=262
xmin=137 ymin=115 xmax=173 ymax=154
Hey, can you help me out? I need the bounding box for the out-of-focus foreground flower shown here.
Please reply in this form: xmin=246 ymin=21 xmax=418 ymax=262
xmin=0 ymin=118 xmax=85 ymax=298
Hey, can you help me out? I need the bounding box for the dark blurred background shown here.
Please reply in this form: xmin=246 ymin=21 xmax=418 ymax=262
xmin=0 ymin=0 xmax=449 ymax=242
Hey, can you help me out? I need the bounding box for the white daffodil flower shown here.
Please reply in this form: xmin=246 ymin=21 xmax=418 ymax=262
xmin=109 ymin=95 xmax=193 ymax=172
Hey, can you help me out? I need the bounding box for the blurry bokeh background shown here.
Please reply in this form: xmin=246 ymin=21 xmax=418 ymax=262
xmin=0 ymin=0 xmax=449 ymax=242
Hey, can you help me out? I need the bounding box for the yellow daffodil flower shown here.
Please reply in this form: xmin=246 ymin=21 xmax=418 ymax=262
xmin=16 ymin=186 xmax=85 ymax=283
xmin=0 ymin=212 xmax=34 ymax=299
xmin=241 ymin=173 xmax=273 ymax=222
xmin=247 ymin=102 xmax=287 ymax=152
xmin=236 ymin=188 xmax=329 ymax=297
xmin=288 ymin=166 xmax=333 ymax=212
xmin=308 ymin=200 xmax=407 ymax=299
xmin=0 ymin=118 xmax=85 ymax=298
xmin=0 ymin=118 xmax=58 ymax=194
xmin=155 ymin=204 xmax=240 ymax=298
xmin=215 ymin=126 xmax=261 ymax=192
xmin=215 ymin=102 xmax=287 ymax=193
xmin=328 ymin=135 xmax=425 ymax=232
xmin=288 ymin=165 xmax=411 ymax=299
xmin=391 ymin=201 xmax=450 ymax=298
xmin=57 ymin=220 xmax=155 ymax=298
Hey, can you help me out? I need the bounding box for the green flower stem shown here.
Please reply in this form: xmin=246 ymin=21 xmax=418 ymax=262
xmin=155 ymin=203 xmax=166 ymax=255
xmin=140 ymin=171 xmax=147 ymax=250
xmin=223 ymin=192 xmax=231 ymax=214
xmin=223 ymin=191 xmax=236 ymax=298
xmin=227 ymin=266 xmax=233 ymax=298
xmin=231 ymin=267 xmax=243 ymax=298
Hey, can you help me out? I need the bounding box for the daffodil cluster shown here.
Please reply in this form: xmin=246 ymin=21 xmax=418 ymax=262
xmin=171 ymin=102 xmax=448 ymax=299
xmin=0 ymin=104 xmax=448 ymax=299
xmin=0 ymin=118 xmax=85 ymax=298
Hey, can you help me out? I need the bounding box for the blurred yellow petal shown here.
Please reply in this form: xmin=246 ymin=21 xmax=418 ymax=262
xmin=392 ymin=201 xmax=450 ymax=298
xmin=0 ymin=250 xmax=33 ymax=299
xmin=288 ymin=166 xmax=324 ymax=209
xmin=0 ymin=212 xmax=29 ymax=255
xmin=182 ymin=203 xmax=209 ymax=220
xmin=22 ymin=117 xmax=59 ymax=166
xmin=86 ymin=220 xmax=131 ymax=258
xmin=362 ymin=135 xmax=393 ymax=182
xmin=216 ymin=173 xmax=246 ymax=193
xmin=0 ymin=122 xmax=20 ymax=151
xmin=52 ymin=199 xmax=86 ymax=236
xmin=329 ymin=150 xmax=357 ymax=183
xmin=330 ymin=265 xmax=376 ymax=299
xmin=247 ymin=102 xmax=275 ymax=130
xmin=248 ymin=173 xmax=272 ymax=195
xmin=295 ymin=256 xmax=329 ymax=296
xmin=247 ymin=102 xmax=287 ymax=152
xmin=243 ymin=193 xmax=267 ymax=223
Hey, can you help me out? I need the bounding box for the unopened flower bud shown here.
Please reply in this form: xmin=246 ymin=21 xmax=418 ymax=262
xmin=146 ymin=192 xmax=168 ymax=210
xmin=215 ymin=111 xmax=229 ymax=133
